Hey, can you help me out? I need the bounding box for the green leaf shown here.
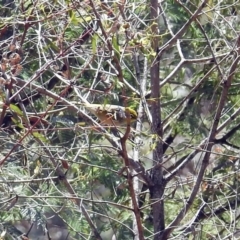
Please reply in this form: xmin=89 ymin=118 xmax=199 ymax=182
xmin=11 ymin=116 xmax=24 ymax=129
xmin=68 ymin=9 xmax=74 ymax=19
xmin=44 ymin=37 xmax=60 ymax=52
xmin=32 ymin=132 xmax=49 ymax=143
xmin=9 ymin=104 xmax=23 ymax=117
xmin=69 ymin=10 xmax=82 ymax=25
xmin=112 ymin=35 xmax=120 ymax=60
xmin=92 ymin=34 xmax=98 ymax=54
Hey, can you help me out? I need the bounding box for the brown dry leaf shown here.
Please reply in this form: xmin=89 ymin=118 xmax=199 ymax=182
xmin=107 ymin=20 xmax=121 ymax=35
xmin=9 ymin=44 xmax=16 ymax=52
xmin=1 ymin=61 xmax=7 ymax=72
xmin=9 ymin=52 xmax=21 ymax=66
xmin=11 ymin=64 xmax=23 ymax=76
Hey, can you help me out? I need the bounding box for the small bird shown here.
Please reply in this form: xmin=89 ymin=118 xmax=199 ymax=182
xmin=81 ymin=103 xmax=138 ymax=126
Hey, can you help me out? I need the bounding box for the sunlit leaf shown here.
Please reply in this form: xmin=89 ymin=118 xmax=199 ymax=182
xmin=112 ymin=35 xmax=120 ymax=60
xmin=92 ymin=34 xmax=98 ymax=54
xmin=9 ymin=104 xmax=23 ymax=117
xmin=32 ymin=132 xmax=50 ymax=143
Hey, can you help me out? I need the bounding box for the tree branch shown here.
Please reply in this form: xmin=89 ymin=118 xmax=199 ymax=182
xmin=162 ymin=34 xmax=240 ymax=239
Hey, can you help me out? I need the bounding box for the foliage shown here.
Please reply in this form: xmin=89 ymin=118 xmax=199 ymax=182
xmin=0 ymin=0 xmax=240 ymax=239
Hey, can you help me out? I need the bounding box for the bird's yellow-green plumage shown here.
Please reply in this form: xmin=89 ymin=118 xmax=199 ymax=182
xmin=82 ymin=103 xmax=137 ymax=126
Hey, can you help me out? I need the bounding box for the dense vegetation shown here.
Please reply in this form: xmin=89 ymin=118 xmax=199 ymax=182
xmin=0 ymin=0 xmax=240 ymax=239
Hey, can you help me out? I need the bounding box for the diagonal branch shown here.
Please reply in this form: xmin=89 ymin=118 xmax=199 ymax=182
xmin=159 ymin=0 xmax=208 ymax=54
xmin=162 ymin=34 xmax=240 ymax=239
